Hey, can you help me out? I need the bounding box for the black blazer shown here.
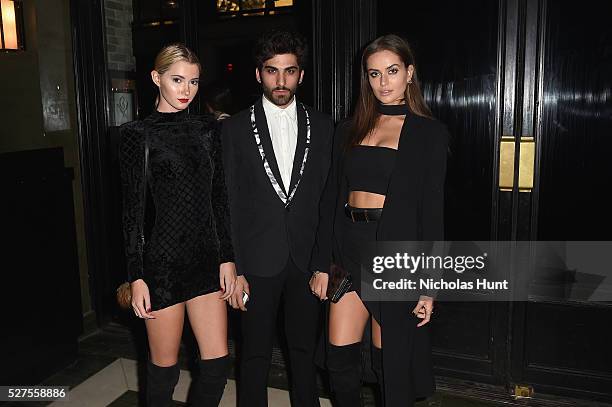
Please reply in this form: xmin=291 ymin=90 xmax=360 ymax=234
xmin=324 ymin=111 xmax=448 ymax=402
xmin=331 ymin=111 xmax=449 ymax=277
xmin=222 ymin=98 xmax=335 ymax=277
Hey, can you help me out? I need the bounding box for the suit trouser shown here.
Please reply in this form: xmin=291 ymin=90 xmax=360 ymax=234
xmin=239 ymin=258 xmax=321 ymax=407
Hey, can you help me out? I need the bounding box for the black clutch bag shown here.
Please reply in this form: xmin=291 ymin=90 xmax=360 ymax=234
xmin=326 ymin=264 xmax=353 ymax=303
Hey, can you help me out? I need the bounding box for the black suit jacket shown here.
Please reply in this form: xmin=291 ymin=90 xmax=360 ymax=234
xmin=222 ymin=98 xmax=335 ymax=277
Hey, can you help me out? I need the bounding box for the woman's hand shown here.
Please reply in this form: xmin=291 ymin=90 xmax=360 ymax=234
xmin=219 ymin=262 xmax=237 ymax=300
xmin=131 ymin=279 xmax=155 ymax=319
xmin=412 ymin=295 xmax=434 ymax=327
xmin=309 ymin=271 xmax=329 ymax=301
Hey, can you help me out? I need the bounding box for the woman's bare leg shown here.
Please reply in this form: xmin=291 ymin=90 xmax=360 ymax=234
xmin=144 ymin=302 xmax=185 ymax=406
xmin=329 ymin=291 xmax=370 ymax=345
xmin=372 ymin=317 xmax=382 ymax=349
xmin=185 ymin=290 xmax=228 ymax=359
xmin=145 ymin=302 xmax=186 ymax=366
xmin=185 ymin=290 xmax=229 ymax=406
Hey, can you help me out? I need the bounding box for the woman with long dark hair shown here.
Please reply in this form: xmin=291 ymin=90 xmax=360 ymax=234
xmin=323 ymin=34 xmax=448 ymax=406
xmin=119 ymin=44 xmax=236 ymax=407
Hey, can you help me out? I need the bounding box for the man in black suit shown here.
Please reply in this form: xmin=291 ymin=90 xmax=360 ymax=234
xmin=221 ymin=31 xmax=334 ymax=406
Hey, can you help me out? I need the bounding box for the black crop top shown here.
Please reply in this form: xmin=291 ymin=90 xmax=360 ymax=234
xmin=345 ymin=145 xmax=397 ymax=195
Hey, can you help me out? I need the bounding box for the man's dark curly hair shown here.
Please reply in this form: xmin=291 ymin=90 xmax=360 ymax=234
xmin=253 ymin=30 xmax=309 ymax=70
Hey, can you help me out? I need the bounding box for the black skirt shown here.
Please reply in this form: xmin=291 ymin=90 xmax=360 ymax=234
xmin=336 ymin=211 xmax=436 ymax=406
xmin=337 ymin=213 xmax=382 ymax=322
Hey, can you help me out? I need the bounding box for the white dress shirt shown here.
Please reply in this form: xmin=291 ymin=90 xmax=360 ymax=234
xmin=262 ymin=95 xmax=298 ymax=192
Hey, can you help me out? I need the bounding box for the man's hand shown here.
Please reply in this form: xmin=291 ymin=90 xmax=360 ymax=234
xmin=228 ymin=275 xmax=250 ymax=311
xmin=412 ymin=295 xmax=434 ymax=327
xmin=309 ymin=271 xmax=329 ymax=301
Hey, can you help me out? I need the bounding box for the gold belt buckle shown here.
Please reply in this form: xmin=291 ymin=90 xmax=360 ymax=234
xmin=364 ymin=210 xmax=370 ymax=222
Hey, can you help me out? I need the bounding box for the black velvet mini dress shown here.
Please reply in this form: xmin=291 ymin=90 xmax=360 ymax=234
xmin=119 ymin=110 xmax=234 ymax=310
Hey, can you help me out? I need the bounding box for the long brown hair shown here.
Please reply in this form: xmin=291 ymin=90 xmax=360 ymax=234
xmin=350 ymin=35 xmax=432 ymax=147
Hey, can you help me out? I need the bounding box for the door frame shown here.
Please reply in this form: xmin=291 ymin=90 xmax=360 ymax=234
xmin=70 ymin=0 xmax=114 ymax=327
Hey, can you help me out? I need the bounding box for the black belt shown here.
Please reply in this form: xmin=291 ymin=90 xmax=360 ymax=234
xmin=345 ymin=204 xmax=383 ymax=222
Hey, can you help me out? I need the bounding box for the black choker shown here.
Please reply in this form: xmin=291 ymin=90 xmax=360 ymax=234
xmin=376 ymin=103 xmax=410 ymax=116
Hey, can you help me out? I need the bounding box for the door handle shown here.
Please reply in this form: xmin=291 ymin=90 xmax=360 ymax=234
xmin=498 ymin=136 xmax=535 ymax=192
xmin=499 ymin=136 xmax=515 ymax=191
xmin=518 ymin=136 xmax=535 ymax=192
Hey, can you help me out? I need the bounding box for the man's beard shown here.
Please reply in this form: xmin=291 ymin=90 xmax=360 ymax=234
xmin=263 ymin=85 xmax=296 ymax=107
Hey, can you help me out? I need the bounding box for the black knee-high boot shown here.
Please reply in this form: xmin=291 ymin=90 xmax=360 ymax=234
xmin=371 ymin=346 xmax=385 ymax=406
xmin=147 ymin=361 xmax=180 ymax=407
xmin=189 ymin=355 xmax=229 ymax=406
xmin=327 ymin=343 xmax=362 ymax=407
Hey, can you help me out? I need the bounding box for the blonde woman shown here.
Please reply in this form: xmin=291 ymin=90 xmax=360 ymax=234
xmin=119 ymin=44 xmax=236 ymax=407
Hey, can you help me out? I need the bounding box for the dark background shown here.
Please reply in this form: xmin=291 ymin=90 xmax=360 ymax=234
xmin=2 ymin=0 xmax=611 ymax=404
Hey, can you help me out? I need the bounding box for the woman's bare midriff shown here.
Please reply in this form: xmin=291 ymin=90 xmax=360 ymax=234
xmin=348 ymin=190 xmax=386 ymax=209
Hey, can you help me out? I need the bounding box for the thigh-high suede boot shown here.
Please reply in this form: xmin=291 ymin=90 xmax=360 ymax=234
xmin=371 ymin=346 xmax=385 ymax=406
xmin=147 ymin=361 xmax=180 ymax=407
xmin=189 ymin=355 xmax=229 ymax=406
xmin=327 ymin=343 xmax=362 ymax=407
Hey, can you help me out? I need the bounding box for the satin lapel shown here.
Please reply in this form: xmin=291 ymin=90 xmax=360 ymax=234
xmin=254 ymin=100 xmax=287 ymax=194
xmin=288 ymin=103 xmax=307 ymax=194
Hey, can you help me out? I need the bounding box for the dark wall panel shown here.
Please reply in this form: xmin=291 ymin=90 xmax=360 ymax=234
xmin=0 ymin=148 xmax=82 ymax=384
xmin=537 ymin=0 xmax=612 ymax=241
xmin=517 ymin=0 xmax=612 ymax=401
